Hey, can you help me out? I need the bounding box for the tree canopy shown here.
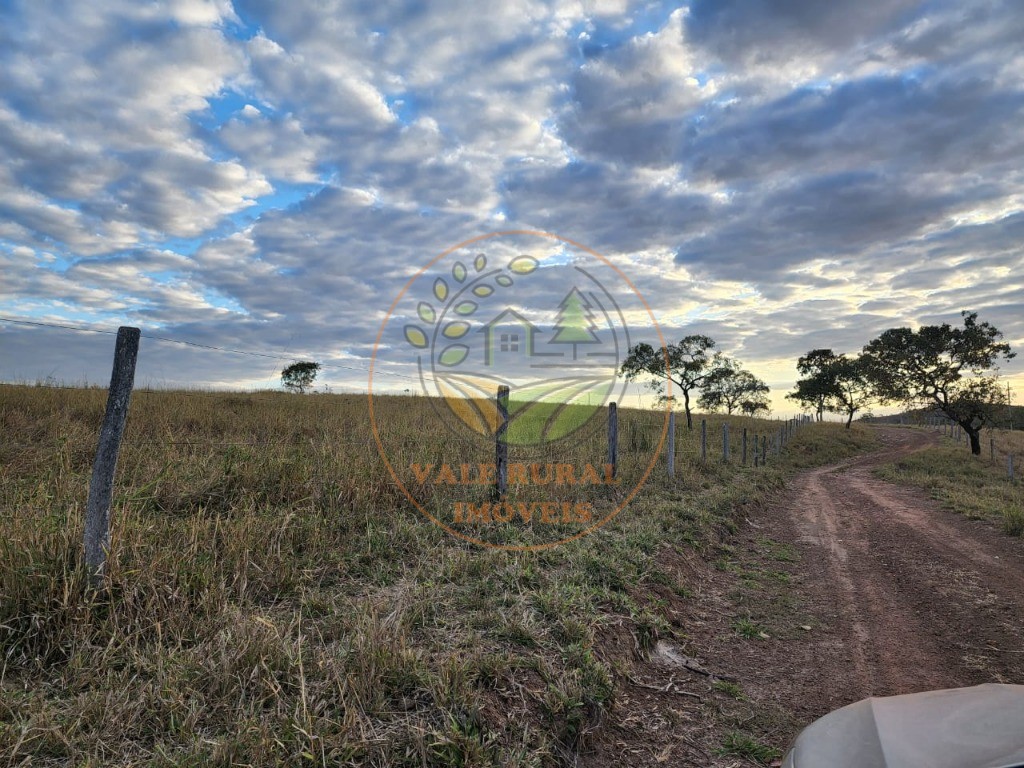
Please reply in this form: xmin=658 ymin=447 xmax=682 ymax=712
xmin=828 ymin=355 xmax=874 ymax=428
xmin=698 ymin=358 xmax=771 ymax=416
xmin=861 ymin=311 xmax=1014 ymax=454
xmin=621 ymin=335 xmax=720 ymax=430
xmin=787 ymin=349 xmax=873 ymax=428
xmin=787 ymin=349 xmax=841 ymax=422
xmin=281 ymin=361 xmax=321 ymax=394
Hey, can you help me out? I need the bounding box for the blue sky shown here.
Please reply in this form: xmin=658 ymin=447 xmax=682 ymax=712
xmin=1 ymin=0 xmax=1023 ymax=412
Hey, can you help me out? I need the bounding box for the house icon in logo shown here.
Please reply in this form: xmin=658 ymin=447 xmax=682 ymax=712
xmin=478 ymin=309 xmax=542 ymax=366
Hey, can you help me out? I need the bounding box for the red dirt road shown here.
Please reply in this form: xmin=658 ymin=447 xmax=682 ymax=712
xmin=592 ymin=427 xmax=1024 ymax=766
xmin=779 ymin=427 xmax=1024 ymax=700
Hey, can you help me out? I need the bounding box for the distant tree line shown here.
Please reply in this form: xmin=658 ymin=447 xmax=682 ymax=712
xmin=621 ymin=311 xmax=1015 ymax=457
xmin=787 ymin=311 xmax=1013 ymax=455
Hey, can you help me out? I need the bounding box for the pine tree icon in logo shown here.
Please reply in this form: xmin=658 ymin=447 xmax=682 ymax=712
xmin=549 ymin=288 xmax=601 ymax=360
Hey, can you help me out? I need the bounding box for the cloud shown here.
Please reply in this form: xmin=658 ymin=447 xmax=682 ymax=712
xmin=684 ymin=0 xmax=920 ymax=69
xmin=1 ymin=0 xmax=1023 ymax=406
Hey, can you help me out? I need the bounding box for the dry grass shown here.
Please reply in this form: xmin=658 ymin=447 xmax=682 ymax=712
xmin=876 ymin=426 xmax=1024 ymax=537
xmin=0 ymin=384 xmax=873 ymax=766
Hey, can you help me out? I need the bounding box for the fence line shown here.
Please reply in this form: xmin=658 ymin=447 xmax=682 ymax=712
xmin=922 ymin=415 xmax=1019 ymax=482
xmin=6 ymin=324 xmax=827 ymax=581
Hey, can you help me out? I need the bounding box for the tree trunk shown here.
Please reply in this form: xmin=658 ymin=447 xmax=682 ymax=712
xmin=683 ymin=389 xmax=693 ymax=431
xmin=965 ymin=424 xmax=981 ymax=455
xmin=845 ymin=409 xmax=854 ymax=429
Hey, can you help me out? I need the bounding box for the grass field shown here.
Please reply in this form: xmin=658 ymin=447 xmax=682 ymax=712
xmin=1 ymin=384 xmax=875 ymax=766
xmin=876 ymin=426 xmax=1024 ymax=536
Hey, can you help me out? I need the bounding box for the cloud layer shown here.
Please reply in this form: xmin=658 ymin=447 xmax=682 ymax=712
xmin=2 ymin=0 xmax=1023 ymax=408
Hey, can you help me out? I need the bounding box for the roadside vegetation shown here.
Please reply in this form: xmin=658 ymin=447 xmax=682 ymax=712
xmin=877 ymin=427 xmax=1024 ymax=537
xmin=1 ymin=383 xmax=875 ymax=766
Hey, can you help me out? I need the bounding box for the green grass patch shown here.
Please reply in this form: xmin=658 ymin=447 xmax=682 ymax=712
xmin=876 ymin=439 xmax=1024 ymax=537
xmin=716 ymin=731 xmax=782 ymax=764
xmin=732 ymin=616 xmax=769 ymax=640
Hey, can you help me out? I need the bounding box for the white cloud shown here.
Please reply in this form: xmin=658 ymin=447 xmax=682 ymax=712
xmin=0 ymin=0 xmax=1022 ymax=397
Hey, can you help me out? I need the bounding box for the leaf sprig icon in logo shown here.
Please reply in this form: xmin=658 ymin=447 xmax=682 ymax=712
xmin=404 ymin=254 xmax=539 ymax=366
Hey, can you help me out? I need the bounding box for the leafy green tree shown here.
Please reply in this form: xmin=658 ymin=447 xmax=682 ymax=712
xmin=281 ymin=361 xmax=321 ymax=394
xmin=698 ymin=359 xmax=771 ymax=415
xmin=787 ymin=349 xmax=841 ymax=421
xmin=788 ymin=349 xmax=873 ymax=428
xmin=861 ymin=311 xmax=1014 ymax=454
xmin=739 ymin=396 xmax=771 ymax=417
xmin=827 ymin=355 xmax=874 ymax=428
xmin=621 ymin=335 xmax=719 ymax=430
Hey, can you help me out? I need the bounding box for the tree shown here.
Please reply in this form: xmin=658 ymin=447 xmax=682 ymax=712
xmin=787 ymin=349 xmax=841 ymax=422
xmin=861 ymin=312 xmax=1014 ymax=455
xmin=827 ymin=355 xmax=874 ymax=428
xmin=788 ymin=350 xmax=873 ymax=428
xmin=621 ymin=335 xmax=719 ymax=430
xmin=281 ymin=361 xmax=321 ymax=394
xmin=739 ymin=396 xmax=771 ymax=417
xmin=698 ymin=359 xmax=771 ymax=415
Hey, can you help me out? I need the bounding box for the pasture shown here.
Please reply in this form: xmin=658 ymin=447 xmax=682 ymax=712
xmin=1 ymin=384 xmax=872 ymax=765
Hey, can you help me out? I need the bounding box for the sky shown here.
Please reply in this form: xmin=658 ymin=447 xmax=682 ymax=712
xmin=1 ymin=0 xmax=1023 ymax=415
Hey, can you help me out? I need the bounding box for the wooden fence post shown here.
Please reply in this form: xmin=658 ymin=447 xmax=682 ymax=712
xmin=1009 ymin=454 xmax=1015 ymax=482
xmin=990 ymin=435 xmax=995 ymax=465
xmin=742 ymin=427 xmax=748 ymax=466
xmin=667 ymin=409 xmax=675 ymax=479
xmin=84 ymin=326 xmax=140 ymax=589
xmin=723 ymin=423 xmax=730 ymax=462
xmin=496 ymin=385 xmax=509 ymax=496
xmin=608 ymin=401 xmax=618 ymax=480
xmin=762 ymin=435 xmax=767 ymax=463
xmin=700 ymin=419 xmax=707 ymax=462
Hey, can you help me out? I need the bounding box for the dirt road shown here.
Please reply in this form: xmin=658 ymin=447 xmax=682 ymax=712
xmin=774 ymin=427 xmax=1024 ymax=698
xmin=708 ymin=426 xmax=1024 ymax=758
xmin=593 ymin=427 xmax=1024 ymax=766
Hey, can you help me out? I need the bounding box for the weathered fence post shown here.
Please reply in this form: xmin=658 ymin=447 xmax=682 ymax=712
xmin=742 ymin=427 xmax=748 ymax=466
xmin=496 ymin=385 xmax=509 ymax=496
xmin=666 ymin=409 xmax=675 ymax=479
xmin=700 ymin=419 xmax=707 ymax=462
xmin=84 ymin=326 xmax=140 ymax=589
xmin=990 ymin=435 xmax=995 ymax=465
xmin=1009 ymin=454 xmax=1015 ymax=482
xmin=607 ymin=401 xmax=618 ymax=480
xmin=723 ymin=423 xmax=730 ymax=462
xmin=762 ymin=435 xmax=767 ymax=463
